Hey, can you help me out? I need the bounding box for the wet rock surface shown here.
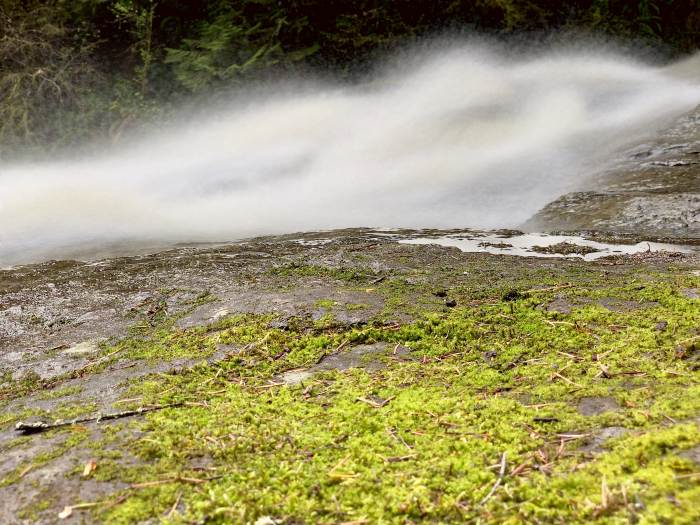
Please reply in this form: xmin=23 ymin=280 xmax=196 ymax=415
xmin=276 ymin=343 xmax=413 ymax=385
xmin=529 ymin=106 xmax=700 ymax=237
xmin=578 ymin=426 xmax=629 ymax=454
xmin=2 ymin=229 xmax=696 ymax=391
xmin=177 ymin=287 xmax=384 ymax=330
xmin=682 ymin=288 xmax=700 ymax=299
xmin=1 ymin=229 xmax=699 ymax=523
xmin=679 ymin=445 xmax=700 ymax=465
xmin=577 ymin=396 xmax=620 ymax=417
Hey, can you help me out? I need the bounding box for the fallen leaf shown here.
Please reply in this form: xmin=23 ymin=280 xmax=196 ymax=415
xmin=83 ymin=459 xmax=97 ymax=477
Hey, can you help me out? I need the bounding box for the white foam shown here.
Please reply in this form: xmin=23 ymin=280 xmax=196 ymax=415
xmin=1 ymin=43 xmax=699 ymax=265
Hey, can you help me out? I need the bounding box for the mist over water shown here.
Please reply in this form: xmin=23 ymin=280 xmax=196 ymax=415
xmin=2 ymin=43 xmax=700 ymax=265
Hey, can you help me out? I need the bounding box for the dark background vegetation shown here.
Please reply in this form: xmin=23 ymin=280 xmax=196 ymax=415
xmin=1 ymin=0 xmax=699 ymax=158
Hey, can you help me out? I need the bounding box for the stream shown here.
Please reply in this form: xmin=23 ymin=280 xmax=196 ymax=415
xmin=1 ymin=45 xmax=699 ymax=267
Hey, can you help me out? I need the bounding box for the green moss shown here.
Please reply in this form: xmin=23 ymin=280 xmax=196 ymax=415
xmin=346 ymin=303 xmax=369 ymax=311
xmin=0 ymin=406 xmax=45 ymax=429
xmin=36 ymin=385 xmax=84 ymax=401
xmin=0 ymin=371 xmax=45 ymax=401
xmin=315 ymin=299 xmax=337 ymax=309
xmin=315 ymin=299 xmax=368 ymax=312
xmin=74 ymin=269 xmax=699 ymax=523
xmin=269 ymin=263 xmax=377 ymax=283
xmin=6 ymin=259 xmax=700 ymax=523
xmin=1 ymin=431 xmax=88 ymax=488
xmin=0 ymin=435 xmax=31 ymax=453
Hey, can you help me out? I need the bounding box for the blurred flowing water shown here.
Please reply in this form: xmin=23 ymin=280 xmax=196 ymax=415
xmin=1 ymin=44 xmax=699 ymax=266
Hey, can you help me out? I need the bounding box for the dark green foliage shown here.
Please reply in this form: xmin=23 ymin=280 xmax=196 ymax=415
xmin=1 ymin=0 xmax=699 ymax=157
xmin=163 ymin=3 xmax=319 ymax=92
xmin=0 ymin=3 xmax=103 ymax=155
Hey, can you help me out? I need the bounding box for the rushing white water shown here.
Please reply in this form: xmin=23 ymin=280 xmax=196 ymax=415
xmin=1 ymin=43 xmax=699 ymax=265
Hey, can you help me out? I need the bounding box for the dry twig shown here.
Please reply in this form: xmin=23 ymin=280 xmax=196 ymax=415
xmin=479 ymin=452 xmax=507 ymax=506
xmin=15 ymin=403 xmax=181 ymax=435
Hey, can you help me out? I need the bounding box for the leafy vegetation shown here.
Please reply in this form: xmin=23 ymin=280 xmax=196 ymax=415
xmin=1 ymin=0 xmax=699 ymax=158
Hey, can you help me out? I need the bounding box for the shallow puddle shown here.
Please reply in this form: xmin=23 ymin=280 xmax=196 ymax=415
xmin=395 ymin=231 xmax=696 ymax=260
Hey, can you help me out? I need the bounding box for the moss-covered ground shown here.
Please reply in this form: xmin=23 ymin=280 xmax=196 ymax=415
xmin=1 ymin=234 xmax=699 ymax=524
